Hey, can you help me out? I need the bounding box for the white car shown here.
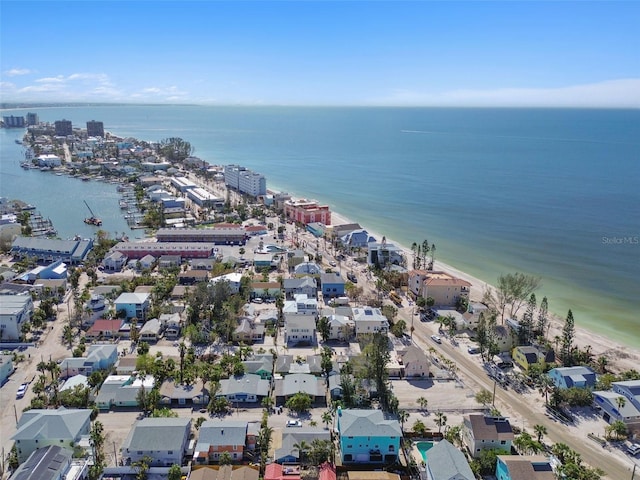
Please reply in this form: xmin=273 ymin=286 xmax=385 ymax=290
xmin=16 ymin=383 xmax=28 ymax=399
xmin=286 ymin=420 xmax=302 ymax=427
xmin=627 ymin=443 xmax=640 ymax=456
xmin=430 ymin=335 xmax=442 ymax=344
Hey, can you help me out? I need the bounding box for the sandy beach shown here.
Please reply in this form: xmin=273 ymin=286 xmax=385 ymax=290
xmin=328 ymin=209 xmax=640 ymax=373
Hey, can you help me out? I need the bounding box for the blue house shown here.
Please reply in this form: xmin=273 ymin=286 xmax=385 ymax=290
xmin=114 ymin=292 xmax=151 ymax=320
xmin=548 ymin=366 xmax=597 ymax=390
xmin=336 ymin=408 xmax=401 ymax=464
xmin=341 ymin=229 xmax=376 ymax=249
xmin=320 ymin=272 xmax=345 ymax=299
xmin=496 ymin=455 xmax=554 ymax=480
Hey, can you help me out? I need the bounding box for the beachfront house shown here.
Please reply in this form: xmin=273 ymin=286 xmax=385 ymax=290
xmin=121 ymin=417 xmax=191 ymax=467
xmin=512 ymin=345 xmax=554 ymax=372
xmin=409 ymin=270 xmax=471 ymax=308
xmin=548 ymin=366 xmax=597 ymax=390
xmin=336 ymin=408 xmax=401 ymax=464
xmin=340 ymin=229 xmax=376 ymax=250
xmin=463 ymin=414 xmax=514 ymax=458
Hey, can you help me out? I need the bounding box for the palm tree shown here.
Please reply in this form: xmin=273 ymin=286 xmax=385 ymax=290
xmin=293 ymin=440 xmax=310 ymax=466
xmin=538 ymin=375 xmax=554 ymax=406
xmin=398 ymin=410 xmax=409 ymax=434
xmin=417 ymin=396 xmax=428 ymax=413
xmin=615 ymin=396 xmax=626 ymax=413
xmin=435 ymin=411 xmax=447 ymax=433
xmin=321 ymin=411 xmax=333 ymax=430
xmin=596 ymin=355 xmax=608 ymax=374
xmin=533 ymin=424 xmax=547 ymax=443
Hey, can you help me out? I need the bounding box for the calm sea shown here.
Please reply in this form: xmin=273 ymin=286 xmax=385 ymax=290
xmin=1 ymin=105 xmax=639 ymax=348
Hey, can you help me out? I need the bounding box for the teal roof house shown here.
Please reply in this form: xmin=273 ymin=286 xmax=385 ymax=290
xmin=336 ymin=408 xmax=401 ymax=464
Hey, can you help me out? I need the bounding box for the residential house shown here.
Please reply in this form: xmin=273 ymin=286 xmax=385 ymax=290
xmin=0 ymin=294 xmax=33 ymax=340
xmin=512 ymin=346 xmax=554 ymax=372
xmin=161 ymin=313 xmax=181 ymax=339
xmin=274 ymin=373 xmax=326 ymax=406
xmin=328 ymin=375 xmax=344 ymax=400
xmin=114 ymin=292 xmax=150 ymax=320
xmin=327 ymin=314 xmax=355 ymax=341
xmin=85 ymin=318 xmax=124 ymax=341
xmin=462 ymin=302 xmax=489 ymax=331
xmin=264 ymin=463 xmax=300 ymax=480
xmin=284 ymin=294 xmax=318 ymax=317
xmin=102 ymin=251 xmax=127 ymax=271
xmin=139 ymin=318 xmax=162 ymax=342
xmin=210 ymin=273 xmax=243 ymax=294
xmin=12 ymin=407 xmax=92 ymax=462
xmin=121 ymin=417 xmax=191 ymax=467
xmin=367 ymin=242 xmax=404 ymax=269
xmin=463 ymin=414 xmax=514 ymax=458
xmin=179 ymin=269 xmax=210 ymax=285
xmin=253 ymin=253 xmax=276 ymax=269
xmin=493 ymin=326 xmax=515 ymax=354
xmin=96 ymin=375 xmax=155 ymax=410
xmin=398 ymin=345 xmax=430 ymax=378
xmin=251 ymin=282 xmax=281 ymax=299
xmin=548 ymin=366 xmax=597 ymax=390
xmin=81 ymin=294 xmax=107 ymax=327
xmin=340 ymin=229 xmax=376 ymax=250
xmin=352 ymin=307 xmax=389 ymax=337
xmin=284 ymin=315 xmax=316 ymax=346
xmin=189 ymin=466 xmax=259 ymax=480
xmin=194 ymin=420 xmax=248 ymax=464
xmin=293 ymin=262 xmax=322 ymax=275
xmin=159 ymin=379 xmax=209 ymax=406
xmin=159 ymin=255 xmax=182 ymax=269
xmin=496 ymin=455 xmax=555 ymax=480
xmin=274 ymin=428 xmax=331 ymax=464
xmin=424 ymin=439 xmax=475 ymax=480
xmin=320 ymin=272 xmax=345 ymax=299
xmin=191 ymin=258 xmax=219 ymax=271
xmin=58 ymin=344 xmax=118 ymax=379
xmin=115 ymin=356 xmax=138 ymax=376
xmin=283 ymin=277 xmax=317 ymax=300
xmin=138 ymin=254 xmax=156 ymax=270
xmin=232 ymin=317 xmax=265 ymax=344
xmin=10 ymin=445 xmax=77 ymax=480
xmin=243 ymin=354 xmax=274 ymax=380
xmin=409 ymin=270 xmax=471 ymax=307
xmin=1 ymin=354 xmax=14 ymax=385
xmin=59 ymin=374 xmax=89 ymax=393
xmin=336 ymin=408 xmax=401 ymax=464
xmin=347 ymin=473 xmax=399 ymax=480
xmin=593 ymin=380 xmax=640 ymax=432
xmin=217 ymin=374 xmax=270 ymax=404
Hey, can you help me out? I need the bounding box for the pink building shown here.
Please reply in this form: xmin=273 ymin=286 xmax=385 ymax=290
xmin=284 ymin=199 xmax=331 ymax=226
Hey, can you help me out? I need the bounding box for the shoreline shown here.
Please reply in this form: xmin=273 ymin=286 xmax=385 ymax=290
xmin=326 ymin=208 xmax=640 ymax=373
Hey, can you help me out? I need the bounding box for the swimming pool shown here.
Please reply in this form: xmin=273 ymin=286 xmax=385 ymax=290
xmin=415 ymin=441 xmax=434 ymax=462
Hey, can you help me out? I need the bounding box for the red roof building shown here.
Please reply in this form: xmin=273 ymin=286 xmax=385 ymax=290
xmin=264 ymin=464 xmax=300 ymax=480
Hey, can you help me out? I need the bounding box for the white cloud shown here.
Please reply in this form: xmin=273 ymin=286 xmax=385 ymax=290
xmin=4 ymin=68 xmax=33 ymax=77
xmin=370 ymin=79 xmax=640 ymax=108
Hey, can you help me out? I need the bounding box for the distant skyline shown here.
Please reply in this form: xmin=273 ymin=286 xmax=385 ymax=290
xmin=1 ymin=1 xmax=639 ymax=107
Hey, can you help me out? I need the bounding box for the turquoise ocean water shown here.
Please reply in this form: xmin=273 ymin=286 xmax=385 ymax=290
xmin=1 ymin=105 xmax=638 ymax=348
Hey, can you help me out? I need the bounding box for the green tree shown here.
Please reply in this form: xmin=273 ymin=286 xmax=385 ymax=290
xmin=390 ymin=319 xmax=406 ymax=338
xmin=561 ymin=309 xmax=576 ymax=366
xmin=535 ymin=296 xmax=549 ymax=338
xmin=168 ymin=464 xmax=182 ymax=480
xmin=484 ymin=272 xmax=541 ymax=322
xmin=533 ymin=424 xmax=547 ymax=443
xmin=361 ymin=332 xmax=391 ymax=410
xmin=417 ymin=396 xmax=428 ymax=412
xmin=219 ymin=451 xmax=232 ymax=465
xmin=412 ymin=419 xmax=428 ymax=436
xmin=435 ymin=411 xmax=447 ymax=433
xmin=285 ymin=392 xmax=312 ymax=414
xmin=318 ymin=316 xmax=330 ymax=343
xmin=132 ymin=456 xmax=152 ymax=480
xmin=475 ymin=389 xmax=493 ymax=408
xmin=321 ymin=410 xmax=333 ymax=429
xmin=398 ymin=409 xmax=409 ymax=433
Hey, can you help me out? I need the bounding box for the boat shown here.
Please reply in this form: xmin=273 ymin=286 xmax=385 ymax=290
xmin=15 ymin=139 xmax=22 ymax=144
xmin=119 ymin=200 xmax=128 ymax=209
xmin=83 ymin=200 xmax=103 ymax=226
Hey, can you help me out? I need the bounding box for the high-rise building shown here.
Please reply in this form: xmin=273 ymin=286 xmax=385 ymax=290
xmin=223 ymin=164 xmax=267 ymax=197
xmin=86 ymin=120 xmax=104 ymax=137
xmin=54 ymin=119 xmax=73 ymax=136
xmin=26 ymin=112 xmax=39 ymax=126
xmin=2 ymin=115 xmax=25 ymax=128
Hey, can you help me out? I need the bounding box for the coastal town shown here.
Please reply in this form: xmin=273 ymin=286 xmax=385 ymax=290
xmin=1 ymin=114 xmax=639 ymax=480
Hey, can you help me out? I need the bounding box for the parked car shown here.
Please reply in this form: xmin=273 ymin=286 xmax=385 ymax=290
xmin=329 ymin=261 xmax=337 ymax=267
xmin=16 ymin=383 xmax=28 ymax=399
xmin=430 ymin=335 xmax=442 ymax=344
xmin=347 ymin=272 xmax=358 ymax=283
xmin=286 ymin=420 xmax=302 ymax=427
xmin=468 ymin=346 xmax=481 ymax=354
xmin=627 ymin=443 xmax=640 ymax=456
xmin=251 ymin=298 xmax=263 ymax=304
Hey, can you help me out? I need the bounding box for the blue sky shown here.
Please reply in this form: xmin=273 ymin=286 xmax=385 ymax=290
xmin=1 ymin=1 xmax=639 ymax=107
